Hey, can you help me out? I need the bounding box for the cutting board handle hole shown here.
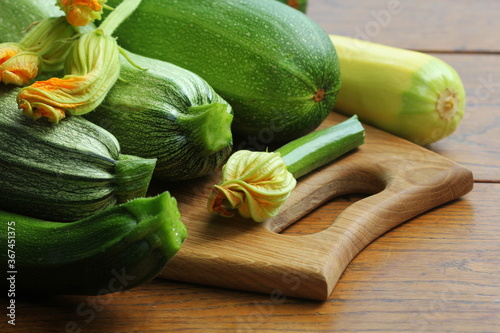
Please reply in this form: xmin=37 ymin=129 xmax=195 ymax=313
xmin=278 ymin=193 xmax=372 ymax=235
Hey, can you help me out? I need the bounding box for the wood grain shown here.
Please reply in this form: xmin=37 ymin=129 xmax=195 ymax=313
xmin=148 ymin=112 xmax=474 ymax=301
xmin=308 ymin=0 xmax=500 ymax=53
xmin=2 ymin=0 xmax=499 ymax=332
xmin=5 ymin=183 xmax=498 ymax=333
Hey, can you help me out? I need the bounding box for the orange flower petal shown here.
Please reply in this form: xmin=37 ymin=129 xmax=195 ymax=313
xmin=0 ymin=46 xmax=21 ymax=65
xmin=17 ymin=28 xmax=120 ymax=122
xmin=59 ymin=0 xmax=106 ymax=26
xmin=207 ymin=150 xmax=297 ymax=222
xmin=0 ymin=52 xmax=40 ymax=86
xmin=19 ymin=99 xmax=66 ymax=123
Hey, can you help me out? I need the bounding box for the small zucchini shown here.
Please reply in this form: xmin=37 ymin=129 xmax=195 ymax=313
xmin=85 ymin=51 xmax=234 ymax=182
xmin=0 ymin=86 xmax=156 ymax=222
xmin=330 ymin=34 xmax=466 ymax=145
xmin=106 ymin=0 xmax=341 ymax=143
xmin=0 ymin=192 xmax=187 ymax=295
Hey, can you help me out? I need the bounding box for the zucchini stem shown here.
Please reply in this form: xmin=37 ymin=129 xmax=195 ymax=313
xmin=207 ymin=115 xmax=365 ymax=222
xmin=178 ymin=102 xmax=234 ymax=155
xmin=114 ymin=154 xmax=157 ymax=203
xmin=99 ymin=0 xmax=142 ymax=36
xmin=278 ymin=115 xmax=365 ymax=179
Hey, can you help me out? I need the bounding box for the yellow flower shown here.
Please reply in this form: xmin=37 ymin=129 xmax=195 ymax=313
xmin=18 ymin=75 xmax=93 ymax=122
xmin=0 ymin=43 xmax=40 ymax=85
xmin=17 ymin=29 xmax=121 ymax=122
xmin=58 ymin=0 xmax=107 ymax=26
xmin=0 ymin=17 xmax=76 ymax=86
xmin=207 ymin=150 xmax=297 ymax=222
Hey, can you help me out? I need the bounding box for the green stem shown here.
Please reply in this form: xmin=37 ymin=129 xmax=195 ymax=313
xmin=177 ymin=102 xmax=234 ymax=155
xmin=277 ymin=115 xmax=365 ymax=179
xmin=114 ymin=153 xmax=157 ymax=203
xmin=99 ymin=0 xmax=142 ymax=35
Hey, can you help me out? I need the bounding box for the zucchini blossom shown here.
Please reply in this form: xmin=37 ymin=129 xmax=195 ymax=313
xmin=17 ymin=29 xmax=121 ymax=122
xmin=0 ymin=17 xmax=76 ymax=86
xmin=207 ymin=150 xmax=297 ymax=222
xmin=0 ymin=43 xmax=39 ymax=86
xmin=57 ymin=0 xmax=108 ymax=26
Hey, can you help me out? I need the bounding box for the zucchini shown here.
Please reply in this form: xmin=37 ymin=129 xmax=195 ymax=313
xmin=0 ymin=0 xmax=64 ymax=43
xmin=85 ymin=50 xmax=234 ymax=181
xmin=330 ymin=35 xmax=466 ymax=145
xmin=105 ymin=0 xmax=341 ymax=143
xmin=0 ymin=192 xmax=187 ymax=295
xmin=0 ymin=85 xmax=156 ymax=222
xmin=208 ymin=115 xmax=365 ymax=222
xmin=0 ymin=0 xmax=234 ymax=181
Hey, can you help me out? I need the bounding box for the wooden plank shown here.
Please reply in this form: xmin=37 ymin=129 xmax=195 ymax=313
xmin=309 ymin=0 xmax=500 ymax=53
xmin=2 ymin=2 xmax=498 ymax=332
xmin=9 ymin=183 xmax=499 ymax=332
xmin=147 ymin=111 xmax=474 ymax=301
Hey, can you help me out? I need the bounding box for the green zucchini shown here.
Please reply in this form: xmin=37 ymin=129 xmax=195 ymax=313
xmin=0 ymin=1 xmax=234 ymax=181
xmin=85 ymin=50 xmax=234 ymax=181
xmin=0 ymin=85 xmax=156 ymax=222
xmin=0 ymin=0 xmax=64 ymax=43
xmin=0 ymin=191 xmax=187 ymax=295
xmin=105 ymin=0 xmax=341 ymax=143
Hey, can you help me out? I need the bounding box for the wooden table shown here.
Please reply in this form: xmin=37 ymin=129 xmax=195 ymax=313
xmin=3 ymin=1 xmax=499 ymax=332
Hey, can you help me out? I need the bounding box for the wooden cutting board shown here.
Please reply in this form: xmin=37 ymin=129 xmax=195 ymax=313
xmin=151 ymin=112 xmax=473 ymax=301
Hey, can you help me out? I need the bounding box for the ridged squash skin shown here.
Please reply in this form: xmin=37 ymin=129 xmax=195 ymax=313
xmin=0 ymin=0 xmax=64 ymax=43
xmin=106 ymin=0 xmax=341 ymax=143
xmin=0 ymin=86 xmax=156 ymax=222
xmin=0 ymin=192 xmax=187 ymax=295
xmin=0 ymin=1 xmax=234 ymax=182
xmin=86 ymin=51 xmax=234 ymax=181
xmin=330 ymin=35 xmax=466 ymax=145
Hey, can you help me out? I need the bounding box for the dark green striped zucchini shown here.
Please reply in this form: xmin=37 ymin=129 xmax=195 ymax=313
xmin=0 ymin=86 xmax=156 ymax=222
xmin=106 ymin=0 xmax=341 ymax=143
xmin=0 ymin=1 xmax=233 ymax=182
xmin=85 ymin=51 xmax=234 ymax=182
xmin=0 ymin=192 xmax=187 ymax=295
xmin=0 ymin=0 xmax=64 ymax=43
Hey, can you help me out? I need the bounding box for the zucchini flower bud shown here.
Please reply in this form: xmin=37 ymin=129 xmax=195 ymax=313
xmin=207 ymin=150 xmax=297 ymax=222
xmin=17 ymin=29 xmax=121 ymax=122
xmin=57 ymin=0 xmax=108 ymax=27
xmin=0 ymin=17 xmax=76 ymax=86
xmin=0 ymin=43 xmax=39 ymax=85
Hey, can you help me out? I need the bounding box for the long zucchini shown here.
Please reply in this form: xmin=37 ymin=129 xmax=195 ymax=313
xmin=0 ymin=86 xmax=156 ymax=222
xmin=105 ymin=0 xmax=341 ymax=143
xmin=0 ymin=192 xmax=187 ymax=295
